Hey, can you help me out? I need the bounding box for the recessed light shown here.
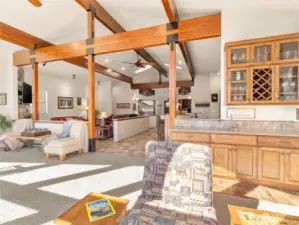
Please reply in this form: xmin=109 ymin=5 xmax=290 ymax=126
xmin=178 ymin=60 xmax=183 ymax=64
xmin=107 ymin=69 xmax=112 ymax=72
xmin=105 ymin=58 xmax=109 ymax=63
xmin=217 ymin=72 xmax=221 ymax=75
xmin=121 ymin=67 xmax=125 ymax=71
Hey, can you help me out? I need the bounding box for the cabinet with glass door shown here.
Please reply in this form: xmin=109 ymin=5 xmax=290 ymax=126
xmin=227 ymin=45 xmax=250 ymax=68
xmin=251 ymin=42 xmax=274 ymax=66
xmin=275 ymin=63 xmax=299 ymax=103
xmin=227 ymin=68 xmax=249 ymax=104
xmin=275 ymin=39 xmax=299 ymax=64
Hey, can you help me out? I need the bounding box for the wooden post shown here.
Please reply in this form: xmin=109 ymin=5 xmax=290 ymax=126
xmin=32 ymin=63 xmax=39 ymax=120
xmin=169 ymin=42 xmax=176 ymax=129
xmin=87 ymin=9 xmax=96 ymax=152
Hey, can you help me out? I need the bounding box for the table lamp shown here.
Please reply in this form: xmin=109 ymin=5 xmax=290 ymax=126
xmin=100 ymin=112 xmax=108 ymax=126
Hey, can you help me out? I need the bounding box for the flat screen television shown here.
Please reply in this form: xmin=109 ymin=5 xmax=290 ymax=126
xmin=23 ymin=82 xmax=32 ymax=104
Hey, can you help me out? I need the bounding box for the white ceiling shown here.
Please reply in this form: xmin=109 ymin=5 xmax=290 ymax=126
xmin=1 ymin=0 xmax=297 ymax=85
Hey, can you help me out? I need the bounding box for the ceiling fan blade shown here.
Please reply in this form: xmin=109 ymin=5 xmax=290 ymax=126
xmin=135 ymin=65 xmax=152 ymax=74
xmin=141 ymin=62 xmax=155 ymax=66
xmin=29 ymin=0 xmax=42 ymax=7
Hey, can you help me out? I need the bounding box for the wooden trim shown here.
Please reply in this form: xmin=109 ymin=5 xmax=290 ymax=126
xmin=0 ymin=22 xmax=132 ymax=83
xmin=32 ymin=63 xmax=39 ymax=120
xmin=161 ymin=0 xmax=195 ymax=79
xmin=13 ymin=13 xmax=221 ymax=65
xmin=88 ymin=10 xmax=96 ymax=140
xmin=225 ymin=32 xmax=299 ymax=48
xmin=131 ymin=80 xmax=193 ymax=89
xmin=75 ymin=0 xmax=168 ymax=76
xmin=169 ymin=43 xmax=176 ymax=129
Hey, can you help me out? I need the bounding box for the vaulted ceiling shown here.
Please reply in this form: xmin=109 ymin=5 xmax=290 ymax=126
xmin=1 ymin=0 xmax=298 ymax=85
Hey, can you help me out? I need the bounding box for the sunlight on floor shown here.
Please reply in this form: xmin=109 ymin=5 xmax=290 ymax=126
xmin=0 ymin=198 xmax=38 ymax=224
xmin=257 ymin=200 xmax=299 ymax=217
xmin=0 ymin=164 xmax=110 ymax=185
xmin=39 ymin=166 xmax=144 ymax=199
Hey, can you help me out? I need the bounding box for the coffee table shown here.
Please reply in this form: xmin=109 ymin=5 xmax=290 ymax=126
xmin=228 ymin=205 xmax=299 ymax=225
xmin=54 ymin=192 xmax=129 ymax=225
xmin=11 ymin=134 xmax=56 ymax=148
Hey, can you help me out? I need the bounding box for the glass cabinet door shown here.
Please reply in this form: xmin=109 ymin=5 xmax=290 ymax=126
xmin=276 ymin=39 xmax=299 ymax=63
xmin=228 ymin=69 xmax=249 ymax=104
xmin=251 ymin=66 xmax=274 ymax=104
xmin=228 ymin=45 xmax=250 ymax=68
xmin=275 ymin=64 xmax=299 ymax=102
xmin=251 ymin=42 xmax=274 ymax=65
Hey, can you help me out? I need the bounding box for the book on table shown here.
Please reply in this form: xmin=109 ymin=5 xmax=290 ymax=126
xmin=86 ymin=199 xmax=116 ymax=222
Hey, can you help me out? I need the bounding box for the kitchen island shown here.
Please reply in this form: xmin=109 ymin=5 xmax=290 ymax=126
xmin=169 ymin=119 xmax=299 ymax=190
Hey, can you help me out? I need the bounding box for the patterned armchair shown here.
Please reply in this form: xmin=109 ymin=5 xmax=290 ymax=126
xmin=121 ymin=141 xmax=217 ymax=225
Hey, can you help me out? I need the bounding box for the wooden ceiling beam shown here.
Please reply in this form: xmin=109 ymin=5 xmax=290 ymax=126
xmin=13 ymin=13 xmax=221 ymax=66
xmin=161 ymin=0 xmax=195 ymax=80
xmin=28 ymin=0 xmax=42 ymax=7
xmin=75 ymin=0 xmax=168 ymax=77
xmin=131 ymin=80 xmax=193 ymax=89
xmin=0 ymin=22 xmax=132 ymax=83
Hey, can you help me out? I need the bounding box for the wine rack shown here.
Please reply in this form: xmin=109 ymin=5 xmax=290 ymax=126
xmin=252 ymin=68 xmax=273 ymax=102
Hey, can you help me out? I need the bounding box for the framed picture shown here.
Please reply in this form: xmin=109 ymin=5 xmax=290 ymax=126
xmin=0 ymin=93 xmax=7 ymax=105
xmin=77 ymin=97 xmax=82 ymax=106
xmin=296 ymin=109 xmax=299 ymax=120
xmin=117 ymin=103 xmax=130 ymax=109
xmin=211 ymin=93 xmax=218 ymax=102
xmin=58 ymin=97 xmax=73 ymax=109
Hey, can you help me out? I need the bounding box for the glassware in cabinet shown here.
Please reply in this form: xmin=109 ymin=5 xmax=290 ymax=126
xmin=228 ymin=45 xmax=250 ymax=68
xmin=251 ymin=42 xmax=274 ymax=65
xmin=276 ymin=39 xmax=299 ymax=63
xmin=275 ymin=64 xmax=299 ymax=102
xmin=228 ymin=69 xmax=248 ymax=104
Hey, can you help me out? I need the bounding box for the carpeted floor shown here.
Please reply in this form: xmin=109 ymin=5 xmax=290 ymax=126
xmin=1 ymin=130 xmax=299 ymax=225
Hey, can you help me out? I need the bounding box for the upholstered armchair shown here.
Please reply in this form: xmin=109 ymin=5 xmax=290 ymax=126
xmin=121 ymin=141 xmax=217 ymax=225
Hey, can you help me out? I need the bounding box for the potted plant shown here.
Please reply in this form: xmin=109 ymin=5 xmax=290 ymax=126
xmin=0 ymin=114 xmax=13 ymax=132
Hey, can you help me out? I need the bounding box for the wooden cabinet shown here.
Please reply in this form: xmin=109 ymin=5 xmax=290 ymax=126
xmin=251 ymin=42 xmax=274 ymax=66
xmin=227 ymin=68 xmax=250 ymax=104
xmin=233 ymin=146 xmax=257 ymax=180
xmin=275 ymin=63 xmax=299 ymax=103
xmin=284 ymin=149 xmax=299 ymax=185
xmin=275 ymin=38 xmax=299 ymax=64
xmin=258 ymin=147 xmax=284 ymax=184
xmin=211 ymin=144 xmax=234 ymax=177
xmin=227 ymin=45 xmax=250 ymax=68
xmin=226 ymin=33 xmax=299 ymax=105
xmin=169 ymin=130 xmax=299 ymax=189
xmin=251 ymin=66 xmax=275 ymax=104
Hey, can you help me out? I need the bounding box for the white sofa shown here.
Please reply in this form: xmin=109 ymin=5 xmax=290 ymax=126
xmin=43 ymin=120 xmax=88 ymax=160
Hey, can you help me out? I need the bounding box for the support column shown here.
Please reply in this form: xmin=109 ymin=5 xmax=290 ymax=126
xmin=87 ymin=9 xmax=96 ymax=152
xmin=32 ymin=63 xmax=39 ymax=120
xmin=169 ymin=42 xmax=176 ymax=129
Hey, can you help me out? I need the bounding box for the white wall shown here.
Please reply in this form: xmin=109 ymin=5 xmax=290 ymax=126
xmin=0 ymin=43 xmax=18 ymax=119
xmin=113 ymin=74 xmax=221 ymax=117
xmin=221 ymin=9 xmax=299 ymax=120
xmin=24 ymin=72 xmax=88 ymax=120
xmin=96 ymin=80 xmax=112 ymax=115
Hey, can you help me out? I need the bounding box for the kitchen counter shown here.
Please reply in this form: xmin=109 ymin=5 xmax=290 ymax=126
xmin=171 ymin=126 xmax=299 ymax=137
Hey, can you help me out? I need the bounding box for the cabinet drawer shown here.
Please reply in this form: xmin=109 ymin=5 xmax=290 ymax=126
xmin=211 ymin=134 xmax=257 ymax=146
xmin=258 ymin=136 xmax=299 ymax=148
xmin=170 ymin=132 xmax=210 ymax=143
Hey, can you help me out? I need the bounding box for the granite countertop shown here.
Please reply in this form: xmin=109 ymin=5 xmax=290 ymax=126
xmin=171 ymin=126 xmax=299 ymax=137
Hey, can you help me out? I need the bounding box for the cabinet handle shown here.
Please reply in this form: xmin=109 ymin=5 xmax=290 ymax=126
xmin=281 ymin=152 xmax=285 ymax=156
xmin=186 ymin=135 xmax=194 ymax=138
xmin=280 ymin=141 xmax=290 ymax=145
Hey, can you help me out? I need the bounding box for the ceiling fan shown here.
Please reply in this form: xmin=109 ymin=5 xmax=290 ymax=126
xmin=122 ymin=52 xmax=155 ymax=74
xmin=28 ymin=0 xmax=42 ymax=7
